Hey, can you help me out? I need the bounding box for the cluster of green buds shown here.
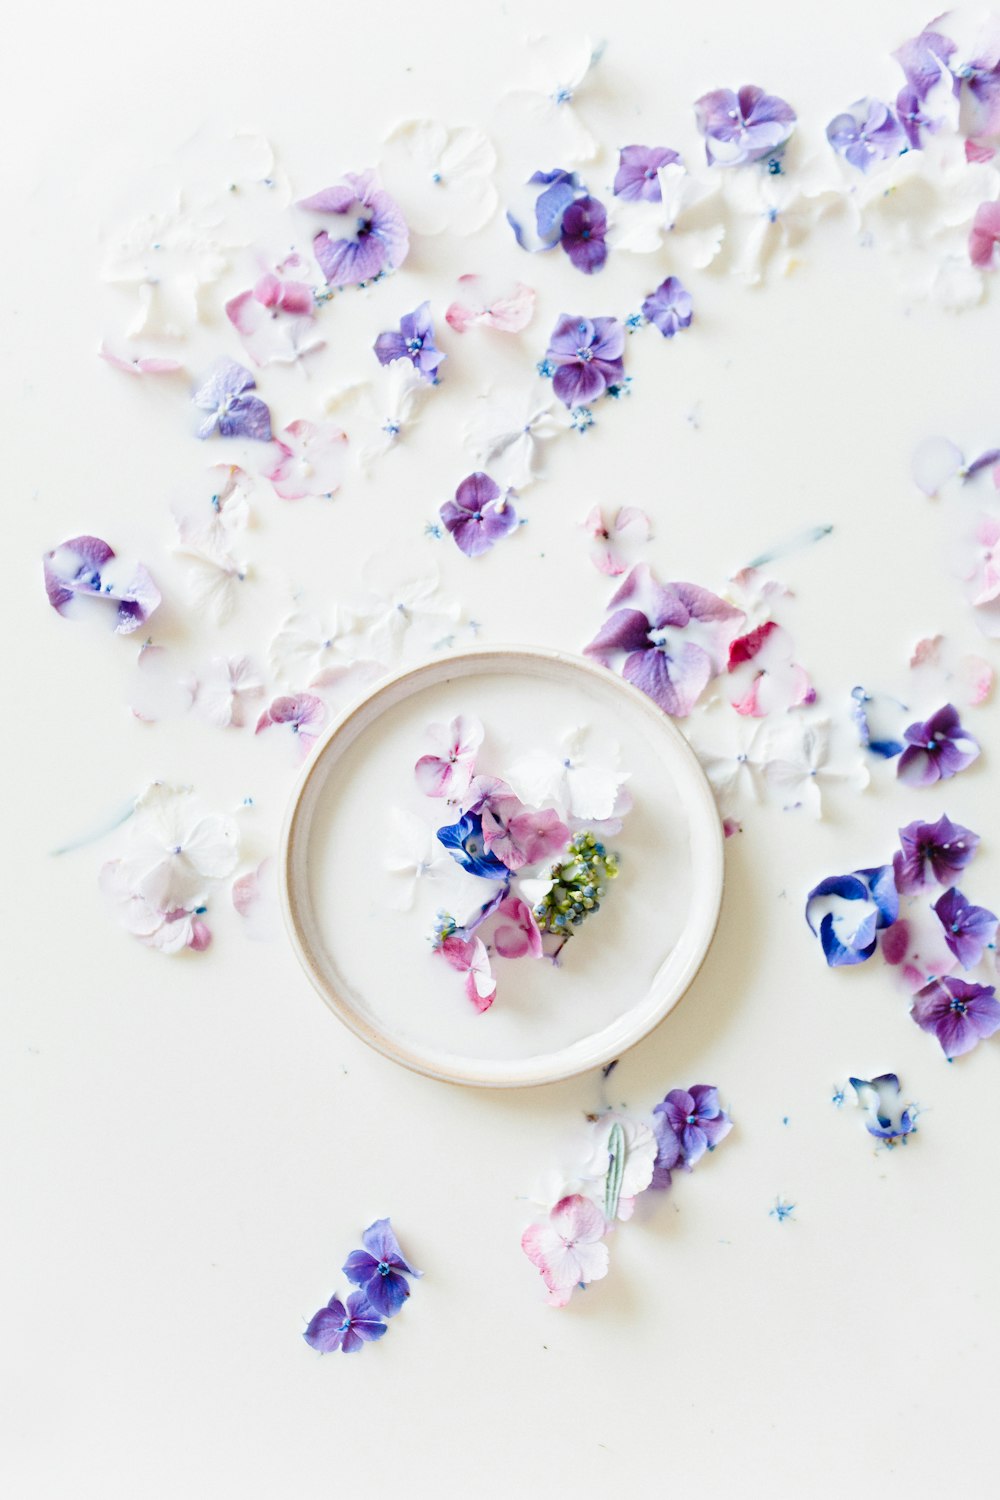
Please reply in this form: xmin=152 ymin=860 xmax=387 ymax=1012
xmin=533 ymin=831 xmax=620 ymax=938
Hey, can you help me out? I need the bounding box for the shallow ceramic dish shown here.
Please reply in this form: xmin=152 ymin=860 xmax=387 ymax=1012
xmin=279 ymin=646 xmax=724 ymax=1087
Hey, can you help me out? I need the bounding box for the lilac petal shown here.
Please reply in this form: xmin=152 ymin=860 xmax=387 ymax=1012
xmin=361 ymin=1217 xmax=421 ymax=1276
xmin=589 ymin=316 xmax=626 ymax=363
xmin=688 ymin=1084 xmax=720 ymax=1116
xmin=622 ymin=640 xmax=711 ymax=717
xmin=547 ymin=313 xmax=594 ymax=357
xmin=455 ymin=472 xmax=501 ymax=512
xmin=342 ymin=1249 xmax=377 ymax=1285
xmin=362 ymin=1268 xmax=411 ymax=1318
xmin=374 ymin=330 xmax=408 ymax=364
xmin=584 ymin=608 xmax=652 ymax=665
xmin=552 ymin=360 xmax=605 ymax=406
xmin=303 ymin=1297 xmax=346 ymax=1353
xmin=299 ymin=184 xmax=357 ymax=213
xmin=314 ymin=230 xmax=387 ymax=286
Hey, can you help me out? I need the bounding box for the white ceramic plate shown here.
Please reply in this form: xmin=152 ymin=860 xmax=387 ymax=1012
xmin=279 ymin=647 xmax=724 ymax=1087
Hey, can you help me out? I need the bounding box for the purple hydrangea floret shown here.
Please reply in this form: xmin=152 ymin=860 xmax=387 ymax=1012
xmin=303 ymin=1291 xmax=386 ymax=1354
xmin=911 ymin=975 xmax=1000 ymax=1058
xmin=897 ymin=704 xmax=980 ymax=787
xmin=545 ymin=314 xmax=625 ymax=408
xmin=652 ymin=1086 xmax=732 ymax=1169
xmin=342 ymin=1218 xmax=422 ymax=1319
xmin=826 ymin=98 xmax=906 ymax=172
xmin=193 ymin=359 xmax=272 ymax=441
xmin=893 ymin=815 xmax=979 ymax=893
xmin=694 ymin=84 xmax=797 ymax=166
xmin=641 ymin=276 xmax=693 ymax=337
xmin=613 ymin=144 xmax=682 ymax=202
xmin=932 ymin=887 xmax=998 ymax=969
xmin=301 ymin=171 xmax=409 ymax=286
xmin=374 ymin=301 xmax=445 ymax=383
xmin=559 ymin=195 xmax=608 ymax=273
xmin=440 ymin=472 xmax=518 ymax=557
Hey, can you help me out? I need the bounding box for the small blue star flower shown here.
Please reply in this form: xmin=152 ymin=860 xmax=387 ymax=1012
xmin=769 ymin=1197 xmax=795 ymax=1223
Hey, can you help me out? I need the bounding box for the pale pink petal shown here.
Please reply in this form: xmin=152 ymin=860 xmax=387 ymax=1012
xmin=98 ymin=342 xmax=183 ymax=375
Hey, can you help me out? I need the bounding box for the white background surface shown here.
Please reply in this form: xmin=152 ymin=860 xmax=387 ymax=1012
xmin=3 ymin=1 xmax=999 ymax=1495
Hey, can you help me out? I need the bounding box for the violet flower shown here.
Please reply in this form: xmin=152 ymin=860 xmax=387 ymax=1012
xmin=641 ymin=276 xmax=693 ymax=337
xmin=805 ymin=866 xmax=899 ymax=967
xmin=826 ymin=98 xmax=906 ymax=172
xmin=911 ymin=975 xmax=1000 ymax=1057
xmin=301 ymin=170 xmax=409 ymax=286
xmin=43 ymin=535 xmax=161 ymax=634
xmin=933 ymin=887 xmax=998 ymax=969
xmin=342 ymin=1218 xmax=422 ymax=1318
xmin=559 ymin=195 xmax=608 ymax=273
xmin=893 ymin=815 xmax=979 ymax=893
xmin=897 ymin=704 xmax=980 ymax=787
xmin=303 ymin=1291 xmax=386 ymax=1354
xmin=439 ymin=472 xmax=518 ymax=557
xmin=652 ymin=1086 xmax=732 ymax=1169
xmin=545 ymin=314 xmax=625 ymax=408
xmin=193 ymin=359 xmax=272 ymax=441
xmin=585 ymin=569 xmax=743 ymax=717
xmin=694 ymin=84 xmax=797 ymax=166
xmin=613 ymin=144 xmax=681 ymax=202
xmin=374 ymin=301 xmax=445 ymax=383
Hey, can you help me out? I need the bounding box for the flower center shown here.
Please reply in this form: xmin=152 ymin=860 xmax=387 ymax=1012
xmin=577 ymin=347 xmax=593 ymax=361
xmin=950 ymin=999 xmax=968 ymax=1014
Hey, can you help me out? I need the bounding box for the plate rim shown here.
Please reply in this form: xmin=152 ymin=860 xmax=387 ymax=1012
xmin=279 ymin=644 xmax=725 ymax=1089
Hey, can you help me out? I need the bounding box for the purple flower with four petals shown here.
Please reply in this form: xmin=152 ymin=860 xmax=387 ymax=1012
xmin=374 ymin=301 xmax=445 ymax=383
xmin=342 ymin=1218 xmax=422 ymax=1318
xmin=694 ymin=84 xmax=797 ymax=166
xmin=559 ymin=195 xmax=608 ymax=274
xmin=911 ymin=975 xmax=1000 ymax=1058
xmin=545 ymin=314 xmax=625 ymax=407
xmin=193 ymin=359 xmax=272 ymax=441
xmin=892 ymin=815 xmax=980 ymax=893
xmin=303 ymin=1291 xmax=387 ymax=1354
xmin=826 ymin=98 xmax=906 ymax=172
xmin=896 ymin=704 xmax=980 ymax=787
xmin=613 ymin=144 xmax=682 ymax=202
xmin=440 ymin=472 xmax=518 ymax=557
xmin=652 ymin=1086 xmax=732 ymax=1169
xmin=641 ymin=275 xmax=693 ymax=337
xmin=585 ymin=565 xmax=743 ymax=717
xmin=932 ymin=888 xmax=998 ymax=969
xmin=301 ymin=170 xmax=409 ymax=286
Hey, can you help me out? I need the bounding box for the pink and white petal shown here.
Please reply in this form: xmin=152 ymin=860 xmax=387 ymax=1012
xmin=612 ymin=506 xmax=652 ymax=541
xmin=232 ymin=857 xmax=279 ymax=942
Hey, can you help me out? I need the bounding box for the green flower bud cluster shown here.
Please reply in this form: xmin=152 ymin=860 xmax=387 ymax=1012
xmin=534 ymin=831 xmax=620 ymax=938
